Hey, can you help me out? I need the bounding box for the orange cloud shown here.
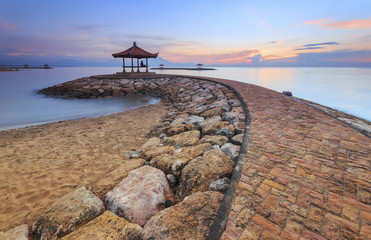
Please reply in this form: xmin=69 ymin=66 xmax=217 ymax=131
xmin=321 ymin=19 xmax=371 ymax=29
xmin=301 ymin=19 xmax=330 ymax=25
xmin=165 ymin=50 xmax=259 ymax=64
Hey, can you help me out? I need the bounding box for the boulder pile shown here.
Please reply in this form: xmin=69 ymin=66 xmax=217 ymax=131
xmin=3 ymin=76 xmax=247 ymax=239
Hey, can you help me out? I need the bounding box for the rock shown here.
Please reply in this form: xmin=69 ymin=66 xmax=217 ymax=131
xmin=202 ymin=121 xmax=235 ymax=138
xmin=169 ymin=118 xmax=186 ymax=128
xmin=166 ymin=174 xmax=177 ymax=187
xmin=283 ymin=91 xmax=293 ymax=96
xmin=211 ymin=99 xmax=231 ymax=111
xmin=216 ymin=127 xmax=235 ymax=138
xmin=125 ymin=149 xmax=143 ymax=159
xmin=150 ymin=143 xmax=212 ymax=175
xmin=105 ymin=166 xmax=174 ymax=227
xmin=142 ymin=191 xmax=223 ymax=240
xmin=231 ymin=107 xmax=244 ymax=114
xmin=200 ymin=107 xmax=223 ymax=118
xmin=60 ymin=211 xmax=141 ymax=240
xmin=221 ymin=143 xmax=241 ymax=161
xmin=31 ymin=187 xmax=105 ymax=240
xmin=142 ymin=145 xmax=175 ymax=161
xmin=199 ymin=116 xmax=222 ymax=129
xmin=183 ymin=115 xmax=205 ymax=126
xmin=199 ymin=135 xmax=228 ymax=147
xmin=141 ymin=137 xmax=161 ymax=149
xmin=177 ymin=149 xmax=234 ymax=200
xmin=163 ymin=130 xmax=200 ymax=147
xmin=213 ymin=145 xmax=220 ymax=150
xmin=209 ymin=177 xmax=230 ymax=193
xmin=228 ymin=99 xmax=241 ymax=108
xmin=233 ymin=121 xmax=246 ymax=134
xmin=222 ymin=111 xmax=240 ymax=124
xmin=0 ymin=224 xmax=28 ymax=240
xmin=93 ymin=158 xmax=147 ymax=197
xmin=167 ymin=123 xmax=198 ymax=135
xmin=231 ymin=133 xmax=244 ymax=145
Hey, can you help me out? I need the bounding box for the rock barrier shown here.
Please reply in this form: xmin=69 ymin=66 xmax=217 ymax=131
xmin=5 ymin=75 xmax=248 ymax=239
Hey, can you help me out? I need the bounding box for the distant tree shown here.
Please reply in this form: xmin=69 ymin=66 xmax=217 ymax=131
xmin=44 ymin=64 xmax=49 ymax=69
xmin=24 ymin=64 xmax=29 ymax=68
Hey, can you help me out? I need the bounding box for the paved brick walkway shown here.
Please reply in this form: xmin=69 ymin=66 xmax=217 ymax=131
xmin=204 ymin=78 xmax=370 ymax=240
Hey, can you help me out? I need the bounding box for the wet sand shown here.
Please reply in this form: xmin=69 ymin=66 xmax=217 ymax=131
xmin=0 ymin=102 xmax=169 ymax=231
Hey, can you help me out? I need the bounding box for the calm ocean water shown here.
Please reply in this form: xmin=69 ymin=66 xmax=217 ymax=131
xmin=0 ymin=67 xmax=370 ymax=130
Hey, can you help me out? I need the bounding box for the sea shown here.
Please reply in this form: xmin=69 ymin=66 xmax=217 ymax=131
xmin=0 ymin=67 xmax=370 ymax=130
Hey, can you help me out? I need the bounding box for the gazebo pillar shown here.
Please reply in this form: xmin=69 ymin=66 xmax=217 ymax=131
xmin=122 ymin=58 xmax=126 ymax=73
xmin=131 ymin=58 xmax=134 ymax=72
xmin=137 ymin=59 xmax=140 ymax=72
xmin=146 ymin=58 xmax=148 ymax=72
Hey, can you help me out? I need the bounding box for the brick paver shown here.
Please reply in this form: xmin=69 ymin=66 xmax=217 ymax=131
xmin=204 ymin=78 xmax=370 ymax=240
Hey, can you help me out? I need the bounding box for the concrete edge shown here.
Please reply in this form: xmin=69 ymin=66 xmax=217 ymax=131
xmin=291 ymin=97 xmax=370 ymax=139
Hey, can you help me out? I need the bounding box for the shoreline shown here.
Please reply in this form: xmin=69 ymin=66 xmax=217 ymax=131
xmin=0 ymin=102 xmax=171 ymax=231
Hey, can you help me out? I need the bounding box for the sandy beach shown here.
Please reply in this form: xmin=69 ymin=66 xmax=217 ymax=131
xmin=0 ymin=102 xmax=169 ymax=231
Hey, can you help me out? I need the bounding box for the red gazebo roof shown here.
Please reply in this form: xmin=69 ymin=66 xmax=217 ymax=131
xmin=112 ymin=42 xmax=158 ymax=59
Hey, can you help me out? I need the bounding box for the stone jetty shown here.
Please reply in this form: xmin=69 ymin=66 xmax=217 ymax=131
xmin=2 ymin=74 xmax=369 ymax=240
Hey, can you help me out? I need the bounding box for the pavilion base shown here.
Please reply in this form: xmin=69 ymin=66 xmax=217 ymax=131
xmin=115 ymin=71 xmax=156 ymax=76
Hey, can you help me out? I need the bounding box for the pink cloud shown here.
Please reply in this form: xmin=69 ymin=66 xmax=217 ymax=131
xmin=167 ymin=50 xmax=259 ymax=64
xmin=321 ymin=19 xmax=371 ymax=29
xmin=0 ymin=19 xmax=17 ymax=31
xmin=301 ymin=19 xmax=330 ymax=25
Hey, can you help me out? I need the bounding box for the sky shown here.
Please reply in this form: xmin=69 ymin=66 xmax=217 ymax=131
xmin=0 ymin=0 xmax=371 ymax=67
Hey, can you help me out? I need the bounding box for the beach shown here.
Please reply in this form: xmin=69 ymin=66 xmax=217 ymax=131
xmin=0 ymin=102 xmax=169 ymax=231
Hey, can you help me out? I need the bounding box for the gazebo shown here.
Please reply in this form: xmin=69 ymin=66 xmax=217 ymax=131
xmin=112 ymin=42 xmax=158 ymax=73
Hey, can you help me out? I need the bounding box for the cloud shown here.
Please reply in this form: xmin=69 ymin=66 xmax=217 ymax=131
xmin=166 ymin=50 xmax=259 ymax=64
xmin=295 ymin=47 xmax=324 ymax=51
xmin=247 ymin=54 xmax=262 ymax=64
xmin=320 ymin=19 xmax=371 ymax=29
xmin=265 ymin=41 xmax=278 ymax=44
xmin=301 ymin=19 xmax=330 ymax=25
xmin=303 ymin=42 xmax=339 ymax=47
xmin=302 ymin=18 xmax=371 ymax=30
xmin=295 ymin=42 xmax=339 ymax=51
xmin=0 ymin=19 xmax=17 ymax=32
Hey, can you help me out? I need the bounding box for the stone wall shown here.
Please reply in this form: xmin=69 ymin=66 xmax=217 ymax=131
xmin=2 ymin=76 xmax=248 ymax=239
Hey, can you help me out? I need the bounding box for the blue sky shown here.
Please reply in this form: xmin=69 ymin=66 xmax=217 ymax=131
xmin=0 ymin=0 xmax=370 ymax=66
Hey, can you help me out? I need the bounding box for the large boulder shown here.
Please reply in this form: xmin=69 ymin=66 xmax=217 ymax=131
xmin=199 ymin=116 xmax=222 ymax=129
xmin=167 ymin=123 xmax=198 ymax=135
xmin=221 ymin=143 xmax=241 ymax=161
xmin=105 ymin=166 xmax=175 ymax=227
xmin=141 ymin=191 xmax=223 ymax=240
xmin=200 ymin=107 xmax=223 ymax=118
xmin=61 ymin=211 xmax=141 ymax=240
xmin=199 ymin=135 xmax=228 ymax=147
xmin=150 ymin=143 xmax=212 ymax=175
xmin=177 ymin=149 xmax=234 ymax=200
xmin=0 ymin=225 xmax=28 ymax=240
xmin=163 ymin=130 xmax=200 ymax=147
xmin=92 ymin=158 xmax=147 ymax=197
xmin=31 ymin=187 xmax=105 ymax=240
xmin=142 ymin=145 xmax=176 ymax=161
xmin=202 ymin=121 xmax=235 ymax=138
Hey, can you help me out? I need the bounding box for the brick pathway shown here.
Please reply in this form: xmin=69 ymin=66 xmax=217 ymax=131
xmin=202 ymin=78 xmax=370 ymax=240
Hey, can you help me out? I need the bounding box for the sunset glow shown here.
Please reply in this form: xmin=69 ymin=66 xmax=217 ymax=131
xmin=0 ymin=0 xmax=370 ymax=67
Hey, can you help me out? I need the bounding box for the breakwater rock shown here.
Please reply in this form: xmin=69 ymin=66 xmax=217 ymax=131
xmin=24 ymin=75 xmax=247 ymax=239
